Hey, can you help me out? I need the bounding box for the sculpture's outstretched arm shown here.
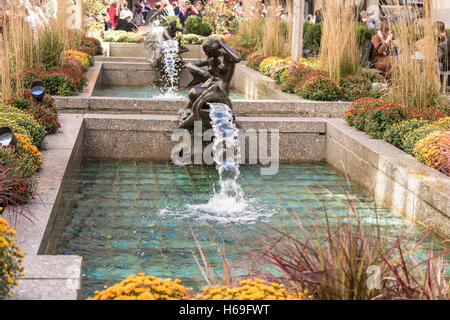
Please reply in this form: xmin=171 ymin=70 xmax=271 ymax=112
xmin=187 ymin=58 xmax=210 ymax=78
xmin=218 ymin=38 xmax=241 ymax=63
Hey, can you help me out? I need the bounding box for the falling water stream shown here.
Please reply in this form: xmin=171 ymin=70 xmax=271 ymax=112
xmin=163 ymin=102 xmax=276 ymax=224
xmin=186 ymin=103 xmax=247 ymax=215
xmin=159 ymin=40 xmax=182 ymax=98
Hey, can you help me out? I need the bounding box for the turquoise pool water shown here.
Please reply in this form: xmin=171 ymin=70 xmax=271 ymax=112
xmin=92 ymin=86 xmax=268 ymax=100
xmin=53 ymin=161 xmax=447 ymax=299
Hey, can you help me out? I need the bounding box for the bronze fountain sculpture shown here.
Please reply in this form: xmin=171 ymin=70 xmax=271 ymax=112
xmin=178 ymin=37 xmax=241 ymax=130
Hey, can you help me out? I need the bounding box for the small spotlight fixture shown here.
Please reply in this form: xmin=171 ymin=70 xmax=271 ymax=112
xmin=30 ymin=81 xmax=45 ymax=101
xmin=0 ymin=127 xmax=17 ymax=150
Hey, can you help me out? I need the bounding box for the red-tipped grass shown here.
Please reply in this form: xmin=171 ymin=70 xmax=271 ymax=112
xmin=0 ymin=161 xmax=33 ymax=226
xmin=189 ymin=188 xmax=449 ymax=299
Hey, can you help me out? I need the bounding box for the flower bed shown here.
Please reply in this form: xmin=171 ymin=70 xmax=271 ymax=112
xmin=14 ymin=49 xmax=92 ymax=97
xmin=244 ymin=54 xmax=387 ymax=101
xmin=0 ymin=87 xmax=60 ymax=209
xmin=87 ymin=273 xmax=307 ymax=300
xmin=0 ymin=217 xmax=24 ymax=298
xmin=345 ymin=98 xmax=450 ymax=175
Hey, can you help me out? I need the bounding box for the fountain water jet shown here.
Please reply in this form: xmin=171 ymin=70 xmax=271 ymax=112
xmin=187 ymin=102 xmax=246 ymax=215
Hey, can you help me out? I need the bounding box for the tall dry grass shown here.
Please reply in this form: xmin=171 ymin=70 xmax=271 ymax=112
xmin=234 ymin=0 xmax=265 ymax=51
xmin=1 ymin=1 xmax=41 ymax=101
xmin=319 ymin=0 xmax=361 ymax=83
xmin=0 ymin=0 xmax=84 ymax=102
xmin=235 ymin=0 xmax=292 ymax=58
xmin=387 ymin=0 xmax=440 ymax=110
xmin=260 ymin=0 xmax=291 ymax=58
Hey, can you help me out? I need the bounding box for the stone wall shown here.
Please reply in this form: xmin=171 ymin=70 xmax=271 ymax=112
xmin=325 ymin=119 xmax=450 ymax=240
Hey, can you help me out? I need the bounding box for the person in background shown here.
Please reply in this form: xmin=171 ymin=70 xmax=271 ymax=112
xmin=184 ymin=0 xmax=198 ymax=19
xmin=260 ymin=2 xmax=268 ymax=17
xmin=314 ymin=8 xmax=323 ymax=23
xmin=366 ymin=8 xmax=378 ymax=30
xmin=174 ymin=0 xmax=187 ymax=25
xmin=195 ymin=1 xmax=204 ymax=17
xmin=359 ymin=10 xmax=368 ymax=25
xmin=116 ymin=1 xmax=137 ymax=31
xmin=371 ymin=20 xmax=394 ymax=78
xmin=106 ymin=0 xmax=119 ymax=30
xmin=145 ymin=1 xmax=158 ymax=24
xmin=133 ymin=2 xmax=144 ymax=27
xmin=161 ymin=0 xmax=175 ymax=16
xmin=435 ymin=21 xmax=450 ymax=72
xmin=306 ymin=14 xmax=313 ymax=24
xmin=141 ymin=0 xmax=151 ymax=23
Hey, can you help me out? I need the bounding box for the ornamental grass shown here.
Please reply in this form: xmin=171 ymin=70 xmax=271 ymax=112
xmin=319 ymin=0 xmax=361 ymax=84
xmin=260 ymin=0 xmax=291 ymax=58
xmin=244 ymin=203 xmax=449 ymax=300
xmin=0 ymin=163 xmax=33 ymax=221
xmin=0 ymin=0 xmax=86 ymax=102
xmin=386 ymin=0 xmax=440 ymax=111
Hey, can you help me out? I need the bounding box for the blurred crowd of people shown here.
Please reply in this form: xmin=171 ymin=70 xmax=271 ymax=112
xmin=104 ymin=0 xmax=209 ymax=31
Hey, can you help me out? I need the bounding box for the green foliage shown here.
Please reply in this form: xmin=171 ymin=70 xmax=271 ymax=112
xmin=345 ymin=97 xmax=385 ymax=130
xmin=359 ymin=71 xmax=386 ymax=83
xmin=303 ymin=22 xmax=372 ymax=55
xmin=234 ymin=17 xmax=264 ymax=49
xmin=280 ymin=65 xmax=313 ymax=93
xmin=355 ymin=22 xmax=374 ymax=47
xmin=246 ymin=54 xmax=268 ymax=71
xmin=303 ymin=22 xmax=322 ymax=54
xmin=104 ymin=30 xmax=128 ymax=42
xmin=8 ymin=98 xmax=59 ymax=134
xmin=383 ymin=119 xmax=429 ymax=150
xmin=0 ymin=217 xmax=25 ymax=299
xmin=273 ymin=65 xmax=289 ymax=85
xmin=163 ymin=15 xmax=182 ymax=28
xmin=339 ymin=55 xmax=362 ymax=80
xmin=229 ymin=17 xmax=242 ymax=35
xmin=0 ymin=145 xmax=39 ymax=178
xmin=185 ymin=16 xmax=212 ymax=36
xmin=402 ymin=124 xmax=438 ymax=154
xmin=39 ymin=29 xmax=65 ymax=70
xmin=180 ymin=34 xmax=207 ymax=45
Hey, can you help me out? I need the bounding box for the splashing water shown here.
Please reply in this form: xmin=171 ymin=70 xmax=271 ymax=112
xmin=164 ymin=104 xmax=276 ymax=224
xmin=156 ymin=40 xmax=183 ymax=98
xmin=186 ymin=103 xmax=249 ymax=217
xmin=146 ymin=27 xmax=184 ymax=99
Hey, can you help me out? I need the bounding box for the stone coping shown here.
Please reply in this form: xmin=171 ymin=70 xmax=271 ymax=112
xmin=103 ymin=42 xmax=204 ymax=59
xmin=5 ymin=113 xmax=448 ymax=299
xmin=53 ymin=61 xmax=351 ymax=118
